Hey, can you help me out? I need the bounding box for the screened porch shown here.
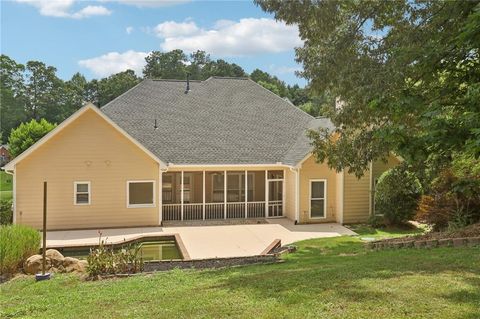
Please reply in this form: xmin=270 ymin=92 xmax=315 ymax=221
xmin=161 ymin=170 xmax=284 ymax=221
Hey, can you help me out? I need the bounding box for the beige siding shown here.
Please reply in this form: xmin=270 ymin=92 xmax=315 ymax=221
xmin=298 ymin=156 xmax=337 ymax=223
xmin=342 ymin=154 xmax=401 ymax=223
xmin=372 ymin=155 xmax=401 ymax=181
xmin=15 ymin=108 xmax=159 ymax=230
xmin=284 ymin=168 xmax=296 ymax=221
xmin=343 ymin=171 xmax=371 ymax=224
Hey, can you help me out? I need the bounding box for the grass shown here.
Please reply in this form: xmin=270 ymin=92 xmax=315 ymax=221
xmin=0 ymin=225 xmax=40 ymax=274
xmin=0 ymin=191 xmax=12 ymax=201
xmin=0 ymin=171 xmax=12 ymax=191
xmin=1 ymin=227 xmax=479 ymax=319
xmin=348 ymin=223 xmax=428 ymax=239
xmin=0 ymin=171 xmax=13 ymax=201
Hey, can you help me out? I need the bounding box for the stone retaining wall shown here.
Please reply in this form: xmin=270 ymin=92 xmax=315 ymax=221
xmin=367 ymin=236 xmax=480 ymax=250
xmin=143 ymin=254 xmax=279 ymax=272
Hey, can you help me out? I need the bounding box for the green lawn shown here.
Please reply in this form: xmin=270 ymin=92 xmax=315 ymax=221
xmin=1 ymin=227 xmax=479 ymax=319
xmin=0 ymin=171 xmax=13 ymax=200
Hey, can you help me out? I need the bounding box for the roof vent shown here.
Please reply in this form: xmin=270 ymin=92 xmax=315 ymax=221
xmin=154 ymin=119 xmax=158 ymax=130
xmin=185 ymin=73 xmax=190 ymax=94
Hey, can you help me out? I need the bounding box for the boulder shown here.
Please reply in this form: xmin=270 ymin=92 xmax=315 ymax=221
xmin=62 ymin=257 xmax=88 ymax=273
xmin=24 ymin=255 xmax=51 ymax=275
xmin=75 ymin=260 xmax=88 ymax=273
xmin=45 ymin=249 xmax=65 ymax=267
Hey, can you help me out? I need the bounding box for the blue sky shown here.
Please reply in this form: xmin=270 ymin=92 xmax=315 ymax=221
xmin=1 ymin=0 xmax=306 ymax=86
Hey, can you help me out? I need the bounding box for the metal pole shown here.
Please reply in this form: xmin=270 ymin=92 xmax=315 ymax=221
xmin=42 ymin=181 xmax=47 ymax=275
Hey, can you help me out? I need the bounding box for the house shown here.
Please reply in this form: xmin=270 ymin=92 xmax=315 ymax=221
xmin=0 ymin=144 xmax=10 ymax=166
xmin=3 ymin=77 xmax=399 ymax=230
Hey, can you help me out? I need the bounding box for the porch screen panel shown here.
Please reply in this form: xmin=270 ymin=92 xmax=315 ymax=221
xmin=205 ymin=171 xmax=224 ymax=203
xmin=205 ymin=171 xmax=225 ymax=219
xmin=162 ymin=172 xmax=181 ymax=204
xmin=183 ymin=172 xmax=203 ymax=204
xmin=247 ymin=171 xmax=265 ymax=202
xmin=227 ymin=171 xmax=245 ymax=202
xmin=183 ymin=171 xmax=203 ymax=220
xmin=247 ymin=171 xmax=265 ymax=218
xmin=162 ymin=172 xmax=181 ymax=220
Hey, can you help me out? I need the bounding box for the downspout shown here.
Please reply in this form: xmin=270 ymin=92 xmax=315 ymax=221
xmin=4 ymin=167 xmax=15 ymax=224
xmin=369 ymin=161 xmax=373 ymax=216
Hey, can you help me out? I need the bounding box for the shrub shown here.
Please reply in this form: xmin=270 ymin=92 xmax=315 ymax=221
xmin=367 ymin=214 xmax=385 ymax=228
xmin=0 ymin=224 xmax=40 ymax=274
xmin=416 ymin=166 xmax=480 ymax=231
xmin=0 ymin=199 xmax=13 ymax=225
xmin=87 ymin=234 xmax=143 ymax=278
xmin=375 ymin=167 xmax=422 ymax=225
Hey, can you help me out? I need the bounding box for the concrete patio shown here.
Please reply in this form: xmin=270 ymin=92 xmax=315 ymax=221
xmin=45 ymin=218 xmax=357 ymax=259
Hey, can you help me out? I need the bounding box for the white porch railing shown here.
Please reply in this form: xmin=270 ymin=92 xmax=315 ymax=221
xmin=162 ymin=201 xmax=271 ymax=221
xmin=162 ymin=204 xmax=181 ymax=221
xmin=205 ymin=203 xmax=224 ymax=220
xmin=226 ymin=202 xmax=244 ymax=219
xmin=247 ymin=201 xmax=266 ymax=218
xmin=184 ymin=203 xmax=203 ymax=220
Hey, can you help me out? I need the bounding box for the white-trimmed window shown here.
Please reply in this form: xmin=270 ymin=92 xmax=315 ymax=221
xmin=127 ymin=180 xmax=155 ymax=208
xmin=310 ymin=179 xmax=326 ymax=218
xmin=74 ymin=181 xmax=91 ymax=205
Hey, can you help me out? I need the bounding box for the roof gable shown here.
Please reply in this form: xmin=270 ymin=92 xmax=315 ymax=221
xmin=4 ymin=103 xmax=165 ymax=171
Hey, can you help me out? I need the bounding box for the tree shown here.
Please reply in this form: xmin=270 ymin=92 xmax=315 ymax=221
xmin=143 ymin=50 xmax=188 ymax=79
xmin=257 ymin=80 xmax=281 ymax=96
xmin=143 ymin=50 xmax=248 ymax=80
xmin=0 ymin=55 xmax=26 ymax=143
xmin=8 ymin=119 xmax=56 ymax=157
xmin=257 ymin=0 xmax=480 ymax=179
xmin=24 ymin=61 xmax=64 ymax=122
xmin=96 ymin=70 xmax=140 ymax=107
xmin=250 ymin=69 xmax=288 ymax=96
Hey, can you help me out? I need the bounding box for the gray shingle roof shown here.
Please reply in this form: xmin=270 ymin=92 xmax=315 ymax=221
xmin=101 ymin=77 xmax=334 ymax=166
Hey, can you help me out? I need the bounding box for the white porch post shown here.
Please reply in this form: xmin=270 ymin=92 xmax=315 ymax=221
xmin=265 ymin=169 xmax=268 ymax=218
xmin=282 ymin=169 xmax=286 ymax=217
xmin=202 ymin=170 xmax=206 ymax=220
xmin=224 ymin=170 xmax=227 ymax=219
xmin=181 ymin=170 xmax=184 ymax=221
xmin=158 ymin=166 xmax=162 ymax=225
xmin=244 ymin=170 xmax=248 ymax=219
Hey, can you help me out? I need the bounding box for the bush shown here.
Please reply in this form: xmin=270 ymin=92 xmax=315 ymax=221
xmin=87 ymin=234 xmax=143 ymax=278
xmin=0 ymin=224 xmax=40 ymax=274
xmin=8 ymin=119 xmax=56 ymax=158
xmin=0 ymin=199 xmax=13 ymax=225
xmin=416 ymin=165 xmax=480 ymax=231
xmin=375 ymin=167 xmax=422 ymax=225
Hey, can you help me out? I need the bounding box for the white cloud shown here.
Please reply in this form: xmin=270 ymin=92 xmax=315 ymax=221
xmin=126 ymin=26 xmax=134 ymax=34
xmin=269 ymin=65 xmax=302 ymax=74
xmin=155 ymin=18 xmax=302 ymax=56
xmin=16 ymin=0 xmax=111 ymax=19
xmin=107 ymin=0 xmax=190 ymax=7
xmin=78 ymin=50 xmax=148 ymax=77
xmin=154 ymin=21 xmax=199 ymax=38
